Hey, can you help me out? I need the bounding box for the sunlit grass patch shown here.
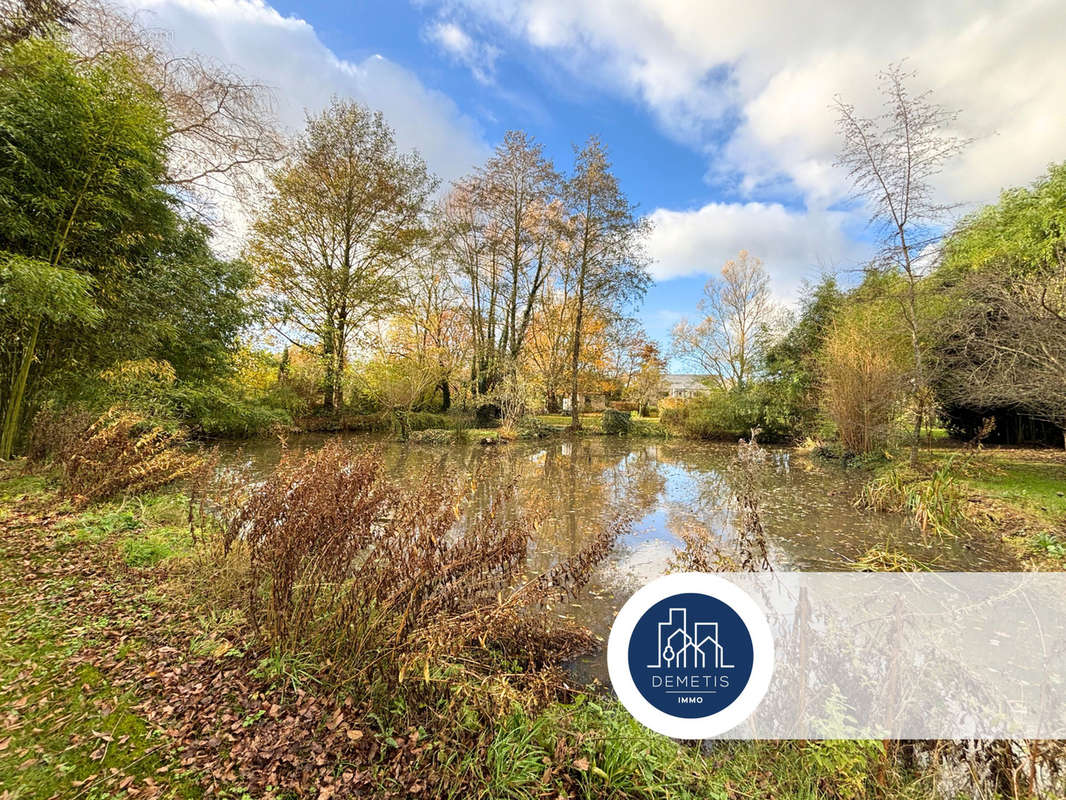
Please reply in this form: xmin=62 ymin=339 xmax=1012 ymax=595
xmin=54 ymin=508 xmax=143 ymax=549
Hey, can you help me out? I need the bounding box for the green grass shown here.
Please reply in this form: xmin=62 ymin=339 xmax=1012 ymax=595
xmin=121 ymin=525 xmax=190 ymax=567
xmin=54 ymin=509 xmax=143 ymax=550
xmin=0 ymin=541 xmax=198 ymax=798
xmin=959 ymin=457 xmax=1066 ymax=525
xmin=0 ymin=472 xmax=53 ymax=503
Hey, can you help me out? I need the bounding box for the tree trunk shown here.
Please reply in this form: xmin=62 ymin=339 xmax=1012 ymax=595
xmin=0 ymin=317 xmax=41 ymax=460
xmin=569 ymin=288 xmax=585 ymax=430
xmin=333 ymin=314 xmax=347 ymax=410
xmin=322 ymin=333 xmax=335 ymax=412
xmin=439 ymin=378 xmax=451 ymax=412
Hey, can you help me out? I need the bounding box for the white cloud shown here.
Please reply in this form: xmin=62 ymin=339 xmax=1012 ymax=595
xmin=425 ymin=20 xmax=499 ymax=84
xmin=437 ymin=0 xmax=1066 ymax=212
xmin=647 ymin=202 xmax=859 ymax=301
xmin=126 ymin=0 xmax=488 ymax=186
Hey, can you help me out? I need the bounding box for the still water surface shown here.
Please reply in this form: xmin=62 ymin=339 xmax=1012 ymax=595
xmin=222 ymin=434 xmax=1015 ymax=668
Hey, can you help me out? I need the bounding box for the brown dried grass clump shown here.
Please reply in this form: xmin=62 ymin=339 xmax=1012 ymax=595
xmin=235 ymin=441 xmax=626 ymax=689
xmin=25 ymin=405 xmax=95 ymax=465
xmin=49 ymin=409 xmax=201 ymax=505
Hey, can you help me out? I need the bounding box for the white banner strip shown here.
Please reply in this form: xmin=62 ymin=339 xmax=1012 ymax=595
xmin=715 ymin=573 xmax=1066 ymax=739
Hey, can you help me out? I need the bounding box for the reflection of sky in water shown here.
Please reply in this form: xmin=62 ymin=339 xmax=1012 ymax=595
xmin=225 ymin=432 xmax=1019 ymax=677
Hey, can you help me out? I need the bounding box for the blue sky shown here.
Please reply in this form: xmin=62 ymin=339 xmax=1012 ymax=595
xmin=128 ymin=0 xmax=1066 ymax=359
xmin=265 ymin=0 xmax=727 ymax=347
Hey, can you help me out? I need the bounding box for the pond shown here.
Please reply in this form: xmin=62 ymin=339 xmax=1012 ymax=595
xmin=220 ymin=434 xmax=1016 ymax=678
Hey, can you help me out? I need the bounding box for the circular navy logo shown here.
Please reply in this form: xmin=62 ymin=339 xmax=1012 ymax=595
xmin=627 ymin=593 xmax=754 ymax=718
xmin=608 ymin=573 xmax=773 ymax=738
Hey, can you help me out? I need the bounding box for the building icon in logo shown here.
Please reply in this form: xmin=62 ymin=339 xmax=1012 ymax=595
xmin=647 ymin=608 xmax=734 ymax=670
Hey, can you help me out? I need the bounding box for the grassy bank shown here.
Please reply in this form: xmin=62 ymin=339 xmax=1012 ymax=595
xmin=296 ymin=411 xmax=670 ymax=443
xmin=854 ymin=444 xmax=1066 ymax=568
xmin=0 ymin=460 xmax=952 ymax=800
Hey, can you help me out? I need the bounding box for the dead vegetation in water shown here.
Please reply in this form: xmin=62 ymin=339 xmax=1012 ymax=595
xmin=849 ymin=546 xmax=934 ymax=572
xmin=670 ymin=430 xmax=773 ymax=573
xmin=859 ymin=419 xmax=999 ymax=539
xmin=214 ymin=440 xmax=627 ymax=695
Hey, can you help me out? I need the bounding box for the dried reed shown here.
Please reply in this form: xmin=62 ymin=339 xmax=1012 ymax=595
xmin=234 ymin=441 xmax=627 ymax=688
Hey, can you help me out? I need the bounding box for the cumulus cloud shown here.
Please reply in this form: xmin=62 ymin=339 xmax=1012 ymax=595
xmin=647 ymin=202 xmax=859 ymax=300
xmin=125 ymin=0 xmax=488 ymax=186
xmin=424 ymin=20 xmax=500 ymax=84
xmin=435 ymin=0 xmax=1066 ymax=210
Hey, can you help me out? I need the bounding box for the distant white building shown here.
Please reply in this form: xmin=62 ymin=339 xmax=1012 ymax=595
xmin=660 ymin=374 xmax=711 ymax=400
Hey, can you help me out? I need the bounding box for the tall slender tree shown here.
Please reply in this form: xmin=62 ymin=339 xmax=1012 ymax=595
xmin=441 ymin=131 xmax=559 ymax=398
xmin=563 ymin=137 xmax=650 ymax=429
xmin=835 ymin=64 xmax=969 ymax=465
xmin=247 ymin=100 xmax=434 ymax=410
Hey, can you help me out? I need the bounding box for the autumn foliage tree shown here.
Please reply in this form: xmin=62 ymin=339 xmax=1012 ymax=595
xmin=562 ymin=137 xmax=651 ymax=428
xmin=439 ymin=131 xmax=560 ymax=398
xmin=248 ymin=100 xmax=435 ymax=411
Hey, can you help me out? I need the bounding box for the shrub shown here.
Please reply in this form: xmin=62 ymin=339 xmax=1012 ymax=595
xmin=602 ymin=409 xmax=632 ymax=435
xmin=235 ymin=442 xmax=626 ymax=689
xmin=658 ymin=384 xmax=799 ymax=442
xmin=516 ymin=416 xmax=559 ymax=439
xmin=43 ymin=410 xmax=202 ymax=505
xmin=475 ymin=403 xmax=501 ymax=428
xmin=608 ymin=401 xmax=639 ymax=413
xmin=407 ymin=427 xmax=456 ymax=445
xmin=26 ymin=404 xmax=94 ymax=464
xmin=174 ymin=382 xmax=291 ymax=438
xmin=821 ymin=304 xmax=909 ymax=454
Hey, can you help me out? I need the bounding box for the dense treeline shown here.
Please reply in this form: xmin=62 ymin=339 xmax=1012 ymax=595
xmin=666 ymin=71 xmax=1065 ymax=452
xmin=0 ymin=2 xmax=662 ymax=451
xmin=1 ymin=2 xmax=1061 ymax=459
xmin=665 ymin=165 xmax=1066 ymax=450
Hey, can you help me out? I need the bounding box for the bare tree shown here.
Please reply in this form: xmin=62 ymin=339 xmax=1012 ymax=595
xmin=835 ymin=64 xmax=969 ymax=465
xmin=70 ymin=1 xmax=283 ymax=218
xmin=671 ymin=250 xmax=773 ymax=389
xmin=0 ymin=0 xmax=78 ymax=48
